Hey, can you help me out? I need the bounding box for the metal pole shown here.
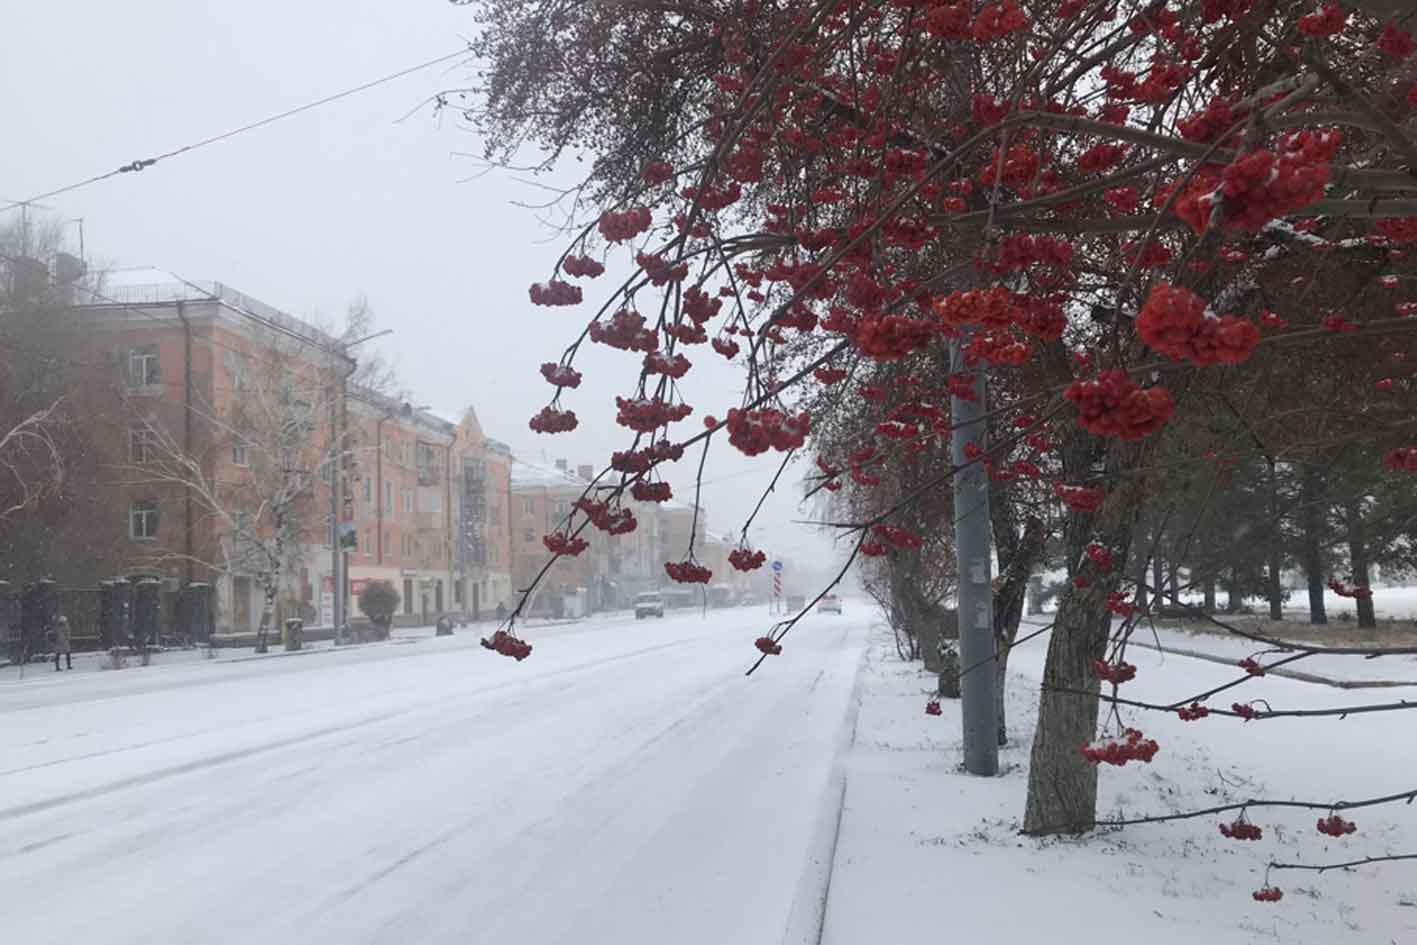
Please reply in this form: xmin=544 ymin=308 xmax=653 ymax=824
xmin=950 ymin=334 xmax=998 ymax=776
xmin=330 ymin=377 xmax=345 ymax=642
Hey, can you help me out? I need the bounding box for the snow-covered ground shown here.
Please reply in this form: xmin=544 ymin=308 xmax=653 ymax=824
xmin=823 ymin=622 xmax=1417 ymax=945
xmin=5 ymin=597 xmax=1413 ymax=944
xmin=0 ymin=606 xmax=869 ymax=945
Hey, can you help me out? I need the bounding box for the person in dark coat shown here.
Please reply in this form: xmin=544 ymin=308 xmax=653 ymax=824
xmin=52 ymin=616 xmax=72 ymax=671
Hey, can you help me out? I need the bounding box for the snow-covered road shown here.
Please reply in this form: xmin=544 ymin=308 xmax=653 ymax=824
xmin=0 ymin=608 xmax=869 ymax=945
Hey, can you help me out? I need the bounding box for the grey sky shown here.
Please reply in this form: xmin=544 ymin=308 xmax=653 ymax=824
xmin=0 ymin=0 xmax=837 ymax=571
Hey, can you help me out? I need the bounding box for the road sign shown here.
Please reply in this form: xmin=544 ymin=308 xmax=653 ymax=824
xmin=771 ymin=560 xmax=783 ymax=572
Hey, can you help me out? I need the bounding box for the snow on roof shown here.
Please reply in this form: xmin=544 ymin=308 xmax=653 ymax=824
xmin=510 ymin=458 xmax=587 ymax=491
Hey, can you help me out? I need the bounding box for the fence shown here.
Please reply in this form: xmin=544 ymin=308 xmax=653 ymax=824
xmin=1 ymin=579 xmax=214 ymax=664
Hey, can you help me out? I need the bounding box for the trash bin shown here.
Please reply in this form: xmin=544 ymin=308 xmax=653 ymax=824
xmin=284 ymin=618 xmax=304 ymax=651
xmin=435 ymin=615 xmax=455 ymax=637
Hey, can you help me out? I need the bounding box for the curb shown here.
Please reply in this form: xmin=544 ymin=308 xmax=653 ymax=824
xmin=780 ymin=626 xmax=870 ymax=945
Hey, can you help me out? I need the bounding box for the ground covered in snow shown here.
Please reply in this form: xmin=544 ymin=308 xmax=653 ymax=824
xmin=823 ymin=620 xmax=1417 ymax=945
xmin=1 ymin=607 xmax=868 ymax=945
xmin=4 ymin=597 xmax=1414 ymax=944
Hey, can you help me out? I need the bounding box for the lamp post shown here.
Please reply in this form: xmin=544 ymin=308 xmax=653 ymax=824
xmin=330 ymin=329 xmax=391 ymax=642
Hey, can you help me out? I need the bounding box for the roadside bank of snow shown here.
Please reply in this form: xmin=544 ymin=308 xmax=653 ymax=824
xmin=821 ymin=623 xmax=1417 ymax=945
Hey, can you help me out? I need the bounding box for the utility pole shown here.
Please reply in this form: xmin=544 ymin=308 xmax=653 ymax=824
xmin=330 ymin=372 xmax=347 ymax=642
xmin=950 ymin=334 xmax=998 ymax=776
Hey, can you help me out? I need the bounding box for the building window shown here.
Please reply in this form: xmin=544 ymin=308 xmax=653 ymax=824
xmin=224 ymin=350 xmax=248 ymax=391
xmin=130 ymin=500 xmax=159 ymax=540
xmin=384 ymin=481 xmax=394 ymax=516
xmin=522 ymin=497 xmax=535 ymax=515
xmin=555 ymin=500 xmax=570 ymax=518
xmin=403 ymin=489 xmax=413 ymax=514
xmin=383 ymin=530 xmax=391 ymax=555
xmin=403 ymin=579 xmax=414 ymax=614
xmin=364 ymin=529 xmax=372 ymax=556
xmin=523 ymin=528 xmax=535 ymax=544
xmin=232 ymin=443 xmax=249 ymax=467
xmin=363 ymin=478 xmax=372 ymax=502
xmin=128 ymin=424 xmax=155 ymax=463
xmin=127 ymin=346 xmax=160 ymax=387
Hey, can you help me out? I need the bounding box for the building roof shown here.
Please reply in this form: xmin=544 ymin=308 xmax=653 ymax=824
xmin=510 ymin=458 xmax=587 ymax=491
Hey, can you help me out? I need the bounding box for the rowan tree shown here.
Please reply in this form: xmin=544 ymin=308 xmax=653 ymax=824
xmin=457 ymin=0 xmax=1417 ymax=893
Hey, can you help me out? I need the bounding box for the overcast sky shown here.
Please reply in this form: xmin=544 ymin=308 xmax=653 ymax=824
xmin=0 ymin=0 xmax=838 ymax=572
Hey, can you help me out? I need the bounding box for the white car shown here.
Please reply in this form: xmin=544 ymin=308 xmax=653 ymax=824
xmin=634 ymin=592 xmax=665 ymax=619
xmin=818 ymin=594 xmax=843 ymax=614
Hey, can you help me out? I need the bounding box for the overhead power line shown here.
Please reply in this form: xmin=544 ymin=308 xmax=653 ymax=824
xmin=1 ymin=46 xmax=470 ymax=215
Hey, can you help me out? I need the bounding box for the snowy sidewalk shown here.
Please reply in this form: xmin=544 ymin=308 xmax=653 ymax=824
xmin=819 ymin=623 xmax=1417 ymax=945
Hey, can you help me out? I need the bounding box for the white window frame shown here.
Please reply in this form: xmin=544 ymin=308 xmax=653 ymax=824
xmin=232 ymin=442 xmax=250 ymax=467
xmin=128 ymin=425 xmax=154 ymax=463
xmin=127 ymin=346 xmax=160 ymax=388
xmin=130 ymin=500 xmax=159 ymax=540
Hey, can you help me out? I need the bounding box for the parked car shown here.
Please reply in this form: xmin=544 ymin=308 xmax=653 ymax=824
xmin=786 ymin=594 xmax=806 ymax=611
xmin=818 ymin=594 xmax=843 ymax=615
xmin=634 ymin=592 xmax=665 ymax=619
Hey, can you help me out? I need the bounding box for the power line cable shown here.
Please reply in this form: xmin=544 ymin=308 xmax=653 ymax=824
xmin=0 ymin=46 xmax=470 ymax=214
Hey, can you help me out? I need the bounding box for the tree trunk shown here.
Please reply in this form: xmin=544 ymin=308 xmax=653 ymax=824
xmin=1151 ymin=551 xmax=1165 ymax=608
xmin=255 ymin=581 xmax=277 ymax=654
xmin=1024 ymin=447 xmax=1144 ymax=836
xmin=993 ymin=517 xmax=1045 ymax=746
xmin=1266 ymin=461 xmax=1284 ymax=620
xmin=1345 ymin=498 xmax=1376 ymax=629
xmin=1026 ymin=575 xmax=1045 ymax=616
xmin=1300 ymin=469 xmax=1328 ymax=625
xmin=1227 ymin=568 xmax=1242 ymax=613
xmin=1203 ymin=578 xmax=1216 ymax=613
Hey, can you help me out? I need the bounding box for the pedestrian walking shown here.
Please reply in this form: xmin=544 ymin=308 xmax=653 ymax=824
xmin=51 ymin=615 xmax=72 ymax=671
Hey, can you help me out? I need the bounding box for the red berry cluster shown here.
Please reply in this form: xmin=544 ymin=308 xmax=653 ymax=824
xmin=562 ymin=255 xmax=605 ymax=278
xmin=971 ymin=0 xmax=1028 ymax=42
xmin=615 ymin=396 xmax=693 ymax=432
xmin=1123 ymin=238 xmax=1171 ymax=269
xmin=1219 ymin=818 xmax=1262 ymax=841
xmin=1327 ymin=578 xmax=1372 ymax=600
xmin=641 ymin=161 xmax=674 ymax=185
xmin=755 ymin=635 xmax=782 ymax=655
xmin=925 ymin=699 xmax=943 ymax=716
xmin=1378 ymin=22 xmax=1414 ymax=59
xmin=1080 ymin=728 xmax=1160 ymax=766
xmin=665 ymin=560 xmax=712 ymax=583
xmin=971 ymin=93 xmax=1011 ymax=126
xmin=598 ymin=207 xmax=652 ymax=242
xmin=1176 ymin=702 xmax=1210 ymax=721
xmin=1091 ymin=659 xmax=1137 ymax=684
xmin=1259 ymin=310 xmax=1288 ymax=330
xmin=1137 ymin=284 xmax=1259 ymax=366
xmin=590 ymin=310 xmax=660 ymax=352
xmin=855 ymin=314 xmax=937 ymax=360
xmin=1177 ymin=96 xmax=1238 ymax=144
xmin=725 ymin=408 xmax=811 ymax=456
xmin=947 ymin=371 xmax=980 ymax=401
xmin=1054 ymin=483 xmax=1106 ymax=512
xmin=529 ymin=406 xmax=578 ymax=434
xmin=1252 ymin=886 xmax=1283 ymax=903
xmin=1296 ymin=2 xmax=1346 ymax=36
xmin=977 ymin=145 xmax=1041 ymax=189
xmin=872 ymin=524 xmax=924 ymax=549
xmin=962 ymin=329 xmax=1029 ymax=367
xmin=1231 ymin=702 xmax=1260 ymax=720
xmin=481 ymin=629 xmax=533 ymax=661
xmin=683 ymin=286 xmax=722 ymax=324
xmin=1085 ymin=543 xmax=1114 ymax=570
xmin=1104 ymin=184 xmax=1140 ymax=213
xmin=1321 ymin=313 xmax=1358 ymax=333
xmin=611 ymin=440 xmax=684 ymax=474
xmin=529 ymin=280 xmax=584 ymax=307
xmin=934 ymin=286 xmax=1019 ymax=328
xmin=729 ymin=548 xmax=767 ymax=571
xmin=636 ymin=251 xmax=690 ymax=286
xmin=985 ymin=234 xmax=1074 ymax=274
xmin=1237 ymin=657 xmax=1265 ymax=676
xmin=539 ymin=362 xmax=583 ymax=388
xmin=1065 ymin=370 xmax=1174 ymax=440
xmin=1316 ymin=814 xmax=1357 ymax=836
xmin=543 ymin=532 xmax=589 ymax=556
xmin=1384 ymin=447 xmax=1417 ymax=472
xmin=1099 ymin=581 xmax=1134 ymax=610
xmin=1077 ymin=143 xmax=1128 ymax=175
xmin=644 ymin=352 xmax=692 ymax=379
xmin=630 ymin=480 xmax=673 ymax=503
xmin=667 ymin=322 xmax=708 ymax=344
xmin=711 ymin=336 xmax=740 ymax=359
xmin=1375 ymin=217 xmax=1417 ymax=243
xmin=858 ymin=540 xmax=889 ymax=557
xmin=575 ymin=498 xmax=638 ymax=535
xmin=1172 ymin=132 xmax=1338 ymax=234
